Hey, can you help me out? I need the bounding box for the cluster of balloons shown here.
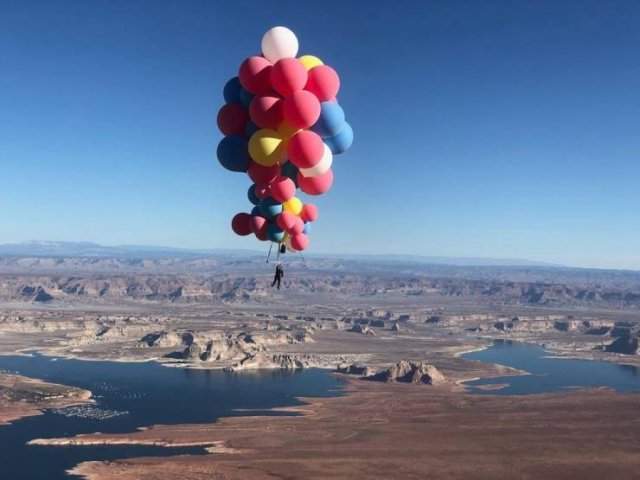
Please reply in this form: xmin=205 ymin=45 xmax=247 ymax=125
xmin=217 ymin=26 xmax=353 ymax=252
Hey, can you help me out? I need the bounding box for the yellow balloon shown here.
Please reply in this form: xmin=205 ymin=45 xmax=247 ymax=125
xmin=298 ymin=54 xmax=323 ymax=71
xmin=248 ymin=129 xmax=285 ymax=167
xmin=282 ymin=197 xmax=303 ymax=215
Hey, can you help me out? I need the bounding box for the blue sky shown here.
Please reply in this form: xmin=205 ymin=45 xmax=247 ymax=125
xmin=1 ymin=1 xmax=638 ymax=269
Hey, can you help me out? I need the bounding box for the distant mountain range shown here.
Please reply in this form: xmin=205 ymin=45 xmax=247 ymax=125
xmin=0 ymin=241 xmax=560 ymax=268
xmin=0 ymin=241 xmax=259 ymax=259
xmin=320 ymin=253 xmax=561 ymax=268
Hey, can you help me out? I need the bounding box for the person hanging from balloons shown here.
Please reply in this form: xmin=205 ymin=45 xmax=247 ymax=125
xmin=216 ymin=26 xmax=354 ymax=287
xmin=271 ymin=262 xmax=284 ymax=290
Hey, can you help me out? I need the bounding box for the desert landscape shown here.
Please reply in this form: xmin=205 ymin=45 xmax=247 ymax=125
xmin=1 ymin=242 xmax=639 ymax=479
xmin=5 ymin=2 xmax=639 ymax=478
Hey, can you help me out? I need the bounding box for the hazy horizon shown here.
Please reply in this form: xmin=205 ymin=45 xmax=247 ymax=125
xmin=1 ymin=238 xmax=637 ymax=270
xmin=2 ymin=1 xmax=639 ymax=270
xmin=4 ymin=239 xmax=640 ymax=272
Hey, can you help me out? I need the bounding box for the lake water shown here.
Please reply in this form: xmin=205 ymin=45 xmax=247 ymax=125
xmin=0 ymin=355 xmax=343 ymax=480
xmin=6 ymin=344 xmax=639 ymax=478
xmin=463 ymin=340 xmax=640 ymax=395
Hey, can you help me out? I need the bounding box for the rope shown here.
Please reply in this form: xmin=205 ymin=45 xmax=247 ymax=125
xmin=266 ymin=243 xmax=273 ymax=263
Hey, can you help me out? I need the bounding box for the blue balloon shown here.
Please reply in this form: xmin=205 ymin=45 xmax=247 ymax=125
xmin=239 ymin=88 xmax=254 ymax=108
xmin=303 ymin=222 xmax=311 ymax=234
xmin=281 ymin=162 xmax=299 ymax=186
xmin=324 ymin=122 xmax=354 ymax=155
xmin=259 ymin=197 xmax=283 ymax=219
xmin=245 ymin=121 xmax=259 ymax=139
xmin=223 ymin=77 xmax=242 ymax=104
xmin=311 ymin=102 xmax=346 ymax=138
xmin=267 ymin=224 xmax=285 ymax=243
xmin=217 ymin=135 xmax=249 ymax=172
xmin=251 ymin=206 xmax=261 ymax=217
xmin=248 ymin=185 xmax=260 ymax=205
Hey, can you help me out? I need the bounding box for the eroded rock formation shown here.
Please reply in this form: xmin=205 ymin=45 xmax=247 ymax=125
xmin=368 ymin=361 xmax=446 ymax=385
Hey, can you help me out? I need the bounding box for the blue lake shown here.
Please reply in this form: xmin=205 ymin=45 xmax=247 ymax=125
xmin=0 ymin=355 xmax=343 ymax=480
xmin=463 ymin=340 xmax=640 ymax=395
xmin=5 ymin=342 xmax=639 ymax=479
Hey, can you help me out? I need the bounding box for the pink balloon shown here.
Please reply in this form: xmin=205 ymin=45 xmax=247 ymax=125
xmin=217 ymin=103 xmax=248 ymax=136
xmin=276 ymin=211 xmax=297 ymax=232
xmin=271 ymin=58 xmax=308 ymax=97
xmin=290 ymin=217 xmax=304 ymax=235
xmin=305 ymin=65 xmax=340 ymax=102
xmin=249 ymin=95 xmax=283 ymax=129
xmin=291 ymin=233 xmax=309 ymax=251
xmin=255 ymin=223 xmax=268 ymax=241
xmin=283 ymin=90 xmax=321 ymax=129
xmin=269 ymin=176 xmax=296 ymax=203
xmin=300 ymin=204 xmax=318 ymax=222
xmin=248 ymin=161 xmax=280 ymax=186
xmin=250 ymin=215 xmax=267 ymax=234
xmin=231 ymin=213 xmax=252 ymax=236
xmin=239 ymin=56 xmax=273 ymax=95
xmin=287 ymin=130 xmax=324 ymax=169
xmin=297 ymin=168 xmax=334 ymax=195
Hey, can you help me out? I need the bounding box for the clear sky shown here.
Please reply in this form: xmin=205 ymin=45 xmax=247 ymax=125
xmin=1 ymin=1 xmax=638 ymax=269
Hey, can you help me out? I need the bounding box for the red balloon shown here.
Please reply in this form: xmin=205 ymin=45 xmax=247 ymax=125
xmin=291 ymin=233 xmax=309 ymax=251
xmin=276 ymin=211 xmax=297 ymax=232
xmin=271 ymin=58 xmax=308 ymax=97
xmin=300 ymin=204 xmax=319 ymax=222
xmin=239 ymin=56 xmax=273 ymax=95
xmin=287 ymin=130 xmax=324 ymax=169
xmin=217 ymin=103 xmax=248 ymax=136
xmin=297 ymin=168 xmax=334 ymax=195
xmin=269 ymin=176 xmax=296 ymax=203
xmin=231 ymin=213 xmax=252 ymax=236
xmin=250 ymin=215 xmax=267 ymax=233
xmin=248 ymin=161 xmax=280 ymax=186
xmin=282 ymin=90 xmax=321 ymax=129
xmin=290 ymin=217 xmax=304 ymax=235
xmin=305 ymin=65 xmax=340 ymax=102
xmin=249 ymin=96 xmax=283 ymax=129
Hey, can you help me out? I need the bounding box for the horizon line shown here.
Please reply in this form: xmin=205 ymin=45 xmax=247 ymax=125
xmin=1 ymin=239 xmax=639 ymax=273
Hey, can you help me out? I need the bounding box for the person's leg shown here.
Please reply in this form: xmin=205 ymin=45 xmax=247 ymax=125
xmin=277 ymin=276 xmax=281 ymax=289
xmin=271 ymin=272 xmax=277 ymax=287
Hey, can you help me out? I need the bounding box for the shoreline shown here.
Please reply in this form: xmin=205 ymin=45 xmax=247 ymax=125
xmin=3 ymin=333 xmax=636 ymax=400
xmin=5 ymin=342 xmax=640 ymax=479
xmin=42 ymin=379 xmax=640 ymax=480
xmin=0 ymin=372 xmax=93 ymax=426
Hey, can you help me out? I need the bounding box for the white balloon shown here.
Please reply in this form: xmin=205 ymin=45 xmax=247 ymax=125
xmin=261 ymin=26 xmax=299 ymax=63
xmin=300 ymin=143 xmax=333 ymax=178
